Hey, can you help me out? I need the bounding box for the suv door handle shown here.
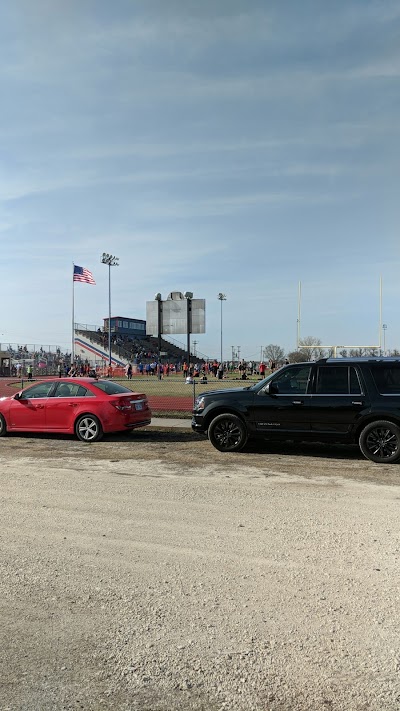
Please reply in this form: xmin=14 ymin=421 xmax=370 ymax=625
xmin=351 ymin=401 xmax=363 ymax=405
xmin=292 ymin=400 xmax=304 ymax=405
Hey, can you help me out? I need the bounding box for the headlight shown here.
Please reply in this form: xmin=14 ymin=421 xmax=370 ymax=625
xmin=194 ymin=396 xmax=205 ymax=411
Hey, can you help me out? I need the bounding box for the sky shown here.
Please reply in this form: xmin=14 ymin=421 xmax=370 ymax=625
xmin=1 ymin=0 xmax=400 ymax=361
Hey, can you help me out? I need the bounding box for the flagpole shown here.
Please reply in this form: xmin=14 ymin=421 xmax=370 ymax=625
xmin=72 ymin=263 xmax=75 ymax=365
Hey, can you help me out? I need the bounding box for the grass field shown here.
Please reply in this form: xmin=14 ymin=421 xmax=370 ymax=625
xmin=117 ymin=374 xmax=265 ymax=417
xmin=115 ymin=374 xmax=262 ymax=396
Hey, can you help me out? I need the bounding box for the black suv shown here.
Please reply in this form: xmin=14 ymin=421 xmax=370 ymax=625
xmin=192 ymin=358 xmax=400 ymax=463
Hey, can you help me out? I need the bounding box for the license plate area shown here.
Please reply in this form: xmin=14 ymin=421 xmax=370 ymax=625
xmin=131 ymin=400 xmax=143 ymax=411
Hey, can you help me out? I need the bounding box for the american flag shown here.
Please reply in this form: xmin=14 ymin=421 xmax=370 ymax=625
xmin=73 ymin=265 xmax=96 ymax=285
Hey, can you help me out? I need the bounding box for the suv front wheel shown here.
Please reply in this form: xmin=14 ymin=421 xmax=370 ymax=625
xmin=359 ymin=420 xmax=400 ymax=463
xmin=208 ymin=413 xmax=248 ymax=452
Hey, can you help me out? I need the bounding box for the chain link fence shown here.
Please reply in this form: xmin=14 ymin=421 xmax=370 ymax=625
xmin=0 ymin=370 xmax=265 ymax=419
xmin=113 ymin=373 xmax=262 ymax=418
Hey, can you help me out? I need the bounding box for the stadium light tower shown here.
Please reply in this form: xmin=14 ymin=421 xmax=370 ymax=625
xmin=184 ymin=291 xmax=193 ymax=369
xmin=101 ymin=253 xmax=119 ymax=368
xmin=155 ymin=293 xmax=162 ymax=379
xmin=218 ymin=293 xmax=226 ymax=364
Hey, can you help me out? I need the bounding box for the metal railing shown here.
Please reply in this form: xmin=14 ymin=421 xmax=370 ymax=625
xmin=0 ymin=343 xmax=64 ymax=355
xmin=74 ymin=323 xmax=100 ymax=333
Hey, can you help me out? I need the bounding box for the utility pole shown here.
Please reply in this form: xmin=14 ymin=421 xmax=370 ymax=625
xmin=297 ymin=280 xmax=301 ymax=349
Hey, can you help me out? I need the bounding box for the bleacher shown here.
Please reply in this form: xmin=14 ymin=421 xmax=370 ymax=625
xmin=0 ymin=343 xmax=69 ymax=376
xmin=75 ymin=328 xmax=194 ymax=366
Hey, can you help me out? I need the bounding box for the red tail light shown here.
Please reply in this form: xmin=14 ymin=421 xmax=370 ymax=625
xmin=111 ymin=398 xmax=131 ymax=412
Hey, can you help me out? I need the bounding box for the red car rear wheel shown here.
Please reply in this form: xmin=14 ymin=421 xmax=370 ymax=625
xmin=75 ymin=414 xmax=103 ymax=443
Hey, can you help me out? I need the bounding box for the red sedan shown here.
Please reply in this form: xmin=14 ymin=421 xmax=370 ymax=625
xmin=0 ymin=378 xmax=151 ymax=442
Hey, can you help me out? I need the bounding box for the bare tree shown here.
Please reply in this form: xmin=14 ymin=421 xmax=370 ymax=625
xmin=287 ymin=350 xmax=308 ymax=363
xmin=298 ymin=336 xmax=325 ymax=361
xmin=263 ymin=344 xmax=285 ymax=362
xmin=339 ymin=349 xmax=348 ymax=358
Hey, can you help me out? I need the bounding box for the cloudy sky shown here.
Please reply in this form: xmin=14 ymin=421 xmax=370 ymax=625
xmin=1 ymin=0 xmax=400 ymax=360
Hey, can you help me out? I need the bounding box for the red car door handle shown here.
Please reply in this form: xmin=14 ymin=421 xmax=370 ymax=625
xmin=35 ymin=404 xmax=45 ymax=409
xmin=68 ymin=403 xmax=77 ymax=407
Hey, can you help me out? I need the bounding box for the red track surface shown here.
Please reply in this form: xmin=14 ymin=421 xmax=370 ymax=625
xmin=147 ymin=395 xmax=193 ymax=411
xmin=0 ymin=379 xmax=192 ymax=412
xmin=0 ymin=379 xmax=17 ymax=397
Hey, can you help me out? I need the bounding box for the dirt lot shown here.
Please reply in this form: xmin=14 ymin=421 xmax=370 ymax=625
xmin=1 ymin=428 xmax=400 ymax=711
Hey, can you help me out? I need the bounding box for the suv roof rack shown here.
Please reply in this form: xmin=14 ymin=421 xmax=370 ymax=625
xmin=323 ymin=357 xmax=400 ymax=363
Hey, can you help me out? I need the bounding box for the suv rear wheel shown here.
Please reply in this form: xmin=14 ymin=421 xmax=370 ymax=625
xmin=208 ymin=413 xmax=248 ymax=452
xmin=359 ymin=420 xmax=400 ymax=463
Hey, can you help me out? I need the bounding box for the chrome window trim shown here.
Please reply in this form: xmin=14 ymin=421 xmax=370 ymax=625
xmin=378 ymin=392 xmax=400 ymax=396
xmin=309 ymin=393 xmax=365 ymax=397
xmin=274 ymin=394 xmax=312 ymax=397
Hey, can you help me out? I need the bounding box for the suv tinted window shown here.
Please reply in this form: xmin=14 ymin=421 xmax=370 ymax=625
xmin=272 ymin=365 xmax=312 ymax=395
xmin=370 ymin=366 xmax=400 ymax=394
xmin=349 ymin=367 xmax=362 ymax=394
xmin=316 ymin=366 xmax=361 ymax=395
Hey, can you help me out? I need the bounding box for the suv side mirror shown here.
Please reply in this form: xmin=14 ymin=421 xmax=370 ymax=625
xmin=265 ymin=382 xmax=279 ymax=396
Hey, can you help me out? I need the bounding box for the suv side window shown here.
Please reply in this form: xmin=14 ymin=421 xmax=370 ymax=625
xmin=349 ymin=366 xmax=362 ymax=394
xmin=370 ymin=365 xmax=400 ymax=394
xmin=271 ymin=365 xmax=312 ymax=395
xmin=316 ymin=366 xmax=362 ymax=395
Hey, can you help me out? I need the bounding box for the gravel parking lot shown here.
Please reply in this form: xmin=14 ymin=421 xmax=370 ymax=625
xmin=1 ymin=429 xmax=400 ymax=711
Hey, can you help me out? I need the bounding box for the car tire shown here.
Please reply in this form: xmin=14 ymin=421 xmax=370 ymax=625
xmin=208 ymin=413 xmax=248 ymax=452
xmin=359 ymin=420 xmax=400 ymax=463
xmin=0 ymin=414 xmax=7 ymax=437
xmin=75 ymin=414 xmax=103 ymax=443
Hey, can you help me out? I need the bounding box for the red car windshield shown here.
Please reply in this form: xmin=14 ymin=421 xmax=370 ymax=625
xmin=91 ymin=381 xmax=133 ymax=395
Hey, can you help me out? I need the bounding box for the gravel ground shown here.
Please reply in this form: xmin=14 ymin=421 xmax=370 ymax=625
xmin=1 ymin=428 xmax=400 ymax=711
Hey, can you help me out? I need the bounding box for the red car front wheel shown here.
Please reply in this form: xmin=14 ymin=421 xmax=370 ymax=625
xmin=0 ymin=414 xmax=7 ymax=437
